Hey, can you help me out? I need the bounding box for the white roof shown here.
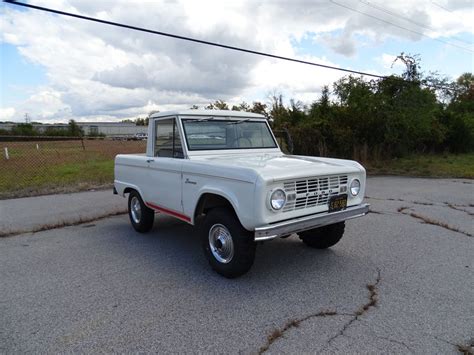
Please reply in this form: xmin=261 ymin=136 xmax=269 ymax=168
xmin=150 ymin=110 xmax=266 ymax=120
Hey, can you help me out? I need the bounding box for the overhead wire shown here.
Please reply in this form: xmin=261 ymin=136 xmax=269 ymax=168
xmin=430 ymin=1 xmax=453 ymax=13
xmin=330 ymin=0 xmax=473 ymax=53
xmin=359 ymin=0 xmax=472 ymax=46
xmin=3 ymin=0 xmax=457 ymax=91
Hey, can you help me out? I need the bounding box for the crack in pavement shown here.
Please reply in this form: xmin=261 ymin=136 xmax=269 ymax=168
xmin=446 ymin=203 xmax=474 ymax=216
xmin=369 ymin=208 xmax=400 ymax=216
xmin=258 ymin=269 xmax=381 ymax=354
xmin=0 ymin=210 xmax=127 ymax=238
xmin=366 ymin=196 xmax=434 ymax=206
xmin=368 ymin=209 xmax=385 ymax=215
xmin=367 ymin=196 xmax=474 ymax=214
xmin=397 ymin=207 xmax=473 ymax=238
xmin=325 ymin=269 xmax=381 ymax=346
xmin=456 ymin=337 xmax=474 ymax=355
xmin=451 ymin=180 xmax=473 ymax=185
xmin=396 ymin=202 xmax=472 ymax=237
xmin=257 ymin=310 xmax=352 ymax=354
xmin=434 ymin=335 xmax=474 ymax=355
xmin=371 ymin=333 xmax=412 ymax=352
xmin=458 ymin=343 xmax=474 ymax=355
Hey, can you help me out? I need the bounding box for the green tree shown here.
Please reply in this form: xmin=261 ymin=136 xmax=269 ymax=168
xmin=441 ymin=73 xmax=474 ymax=152
xmin=231 ymin=101 xmax=250 ymax=112
xmin=68 ymin=119 xmax=83 ymax=137
xmin=206 ymin=100 xmax=229 ymax=110
xmin=12 ymin=123 xmax=37 ymax=136
xmin=269 ymin=94 xmax=289 ymax=126
xmin=44 ymin=126 xmax=68 ymax=136
xmin=250 ymin=101 xmax=268 ymax=117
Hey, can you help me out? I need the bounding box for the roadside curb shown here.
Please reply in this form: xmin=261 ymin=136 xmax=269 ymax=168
xmin=0 ymin=209 xmax=127 ymax=238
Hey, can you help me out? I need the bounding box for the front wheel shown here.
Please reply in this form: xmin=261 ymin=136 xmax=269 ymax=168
xmin=128 ymin=191 xmax=154 ymax=233
xmin=298 ymin=222 xmax=345 ymax=249
xmin=201 ymin=208 xmax=256 ymax=278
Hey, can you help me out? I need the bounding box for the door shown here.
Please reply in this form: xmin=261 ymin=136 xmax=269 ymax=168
xmin=144 ymin=117 xmax=185 ymax=219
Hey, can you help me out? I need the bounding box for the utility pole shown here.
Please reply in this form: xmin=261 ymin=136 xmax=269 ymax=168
xmin=24 ymin=113 xmax=30 ymax=124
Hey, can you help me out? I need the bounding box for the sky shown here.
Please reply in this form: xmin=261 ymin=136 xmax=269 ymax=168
xmin=0 ymin=0 xmax=473 ymax=123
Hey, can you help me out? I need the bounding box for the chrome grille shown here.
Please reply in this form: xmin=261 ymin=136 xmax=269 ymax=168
xmin=282 ymin=175 xmax=348 ymax=212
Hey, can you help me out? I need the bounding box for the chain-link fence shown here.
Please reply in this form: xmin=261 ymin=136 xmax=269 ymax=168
xmin=0 ymin=136 xmax=146 ymax=199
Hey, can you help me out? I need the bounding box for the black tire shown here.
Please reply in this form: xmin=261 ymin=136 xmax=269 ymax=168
xmin=201 ymin=208 xmax=256 ymax=278
xmin=128 ymin=190 xmax=154 ymax=233
xmin=298 ymin=222 xmax=345 ymax=249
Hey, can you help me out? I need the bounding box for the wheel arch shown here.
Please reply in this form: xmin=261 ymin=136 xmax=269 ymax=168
xmin=119 ymin=183 xmax=145 ymax=200
xmin=194 ymin=192 xmax=240 ymax=225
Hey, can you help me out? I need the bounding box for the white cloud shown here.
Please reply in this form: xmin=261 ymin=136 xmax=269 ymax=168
xmin=16 ymin=89 xmax=72 ymax=120
xmin=0 ymin=108 xmax=16 ymax=121
xmin=1 ymin=0 xmax=472 ymax=122
xmin=376 ymin=53 xmax=406 ymax=72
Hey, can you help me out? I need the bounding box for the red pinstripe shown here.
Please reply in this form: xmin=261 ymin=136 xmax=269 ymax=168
xmin=145 ymin=202 xmax=191 ymax=223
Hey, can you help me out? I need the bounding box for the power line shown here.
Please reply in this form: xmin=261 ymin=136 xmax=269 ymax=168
xmin=3 ymin=0 xmax=387 ymax=79
xmin=3 ymin=0 xmax=455 ymax=90
xmin=330 ymin=0 xmax=473 ymax=53
xmin=359 ymin=0 xmax=472 ymax=46
xmin=430 ymin=1 xmax=453 ymax=13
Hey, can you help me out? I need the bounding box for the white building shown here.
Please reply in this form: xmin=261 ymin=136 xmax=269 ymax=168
xmin=0 ymin=122 xmax=148 ymax=137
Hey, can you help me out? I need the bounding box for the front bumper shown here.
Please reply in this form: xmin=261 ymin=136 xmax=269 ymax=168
xmin=254 ymin=203 xmax=370 ymax=241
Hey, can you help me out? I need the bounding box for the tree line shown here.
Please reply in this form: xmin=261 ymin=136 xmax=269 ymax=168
xmin=198 ymin=55 xmax=473 ymax=161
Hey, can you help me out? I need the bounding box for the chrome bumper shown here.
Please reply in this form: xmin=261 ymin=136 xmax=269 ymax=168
xmin=254 ymin=203 xmax=370 ymax=241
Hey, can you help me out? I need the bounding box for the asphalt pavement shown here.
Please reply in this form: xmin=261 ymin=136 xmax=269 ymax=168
xmin=0 ymin=189 xmax=126 ymax=236
xmin=0 ymin=177 xmax=473 ymax=353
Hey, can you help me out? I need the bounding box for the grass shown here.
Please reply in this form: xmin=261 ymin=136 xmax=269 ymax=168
xmin=366 ymin=153 xmax=474 ymax=179
xmin=0 ymin=159 xmax=115 ymax=199
xmin=0 ymin=139 xmax=145 ymax=199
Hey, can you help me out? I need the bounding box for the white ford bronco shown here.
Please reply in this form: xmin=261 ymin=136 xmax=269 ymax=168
xmin=114 ymin=110 xmax=369 ymax=278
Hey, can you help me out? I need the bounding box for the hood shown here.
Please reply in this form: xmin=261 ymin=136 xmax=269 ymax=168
xmin=191 ymin=152 xmax=363 ymax=182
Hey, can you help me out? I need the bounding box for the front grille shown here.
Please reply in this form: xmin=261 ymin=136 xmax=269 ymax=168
xmin=282 ymin=175 xmax=348 ymax=212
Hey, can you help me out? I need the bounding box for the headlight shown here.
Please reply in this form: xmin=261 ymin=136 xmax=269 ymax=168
xmin=270 ymin=189 xmax=286 ymax=210
xmin=350 ymin=179 xmax=361 ymax=196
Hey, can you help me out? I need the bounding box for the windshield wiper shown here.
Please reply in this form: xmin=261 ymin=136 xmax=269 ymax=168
xmin=227 ymin=118 xmax=251 ymax=125
xmin=196 ymin=117 xmax=215 ymax=122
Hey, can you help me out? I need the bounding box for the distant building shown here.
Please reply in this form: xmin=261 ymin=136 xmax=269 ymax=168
xmin=0 ymin=122 xmax=147 ymax=137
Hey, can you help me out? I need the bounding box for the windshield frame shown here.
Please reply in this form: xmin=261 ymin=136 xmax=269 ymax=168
xmin=180 ymin=116 xmax=279 ymax=152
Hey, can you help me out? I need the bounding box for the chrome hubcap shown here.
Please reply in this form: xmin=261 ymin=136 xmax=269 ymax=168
xmin=130 ymin=196 xmax=142 ymax=224
xmin=208 ymin=224 xmax=234 ymax=264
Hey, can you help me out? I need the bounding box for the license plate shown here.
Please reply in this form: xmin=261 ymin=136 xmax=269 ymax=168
xmin=328 ymin=195 xmax=347 ymax=213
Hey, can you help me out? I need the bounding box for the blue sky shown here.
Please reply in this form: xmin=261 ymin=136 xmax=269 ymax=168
xmin=1 ymin=0 xmax=473 ymax=122
xmin=1 ymin=43 xmax=47 ymax=106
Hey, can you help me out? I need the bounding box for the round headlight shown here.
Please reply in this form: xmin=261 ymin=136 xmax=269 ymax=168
xmin=350 ymin=179 xmax=361 ymax=196
xmin=270 ymin=189 xmax=286 ymax=210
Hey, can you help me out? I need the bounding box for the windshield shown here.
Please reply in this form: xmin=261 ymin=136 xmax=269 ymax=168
xmin=181 ymin=119 xmax=278 ymax=151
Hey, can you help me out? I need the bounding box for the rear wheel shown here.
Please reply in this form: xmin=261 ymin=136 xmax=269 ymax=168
xmin=298 ymin=222 xmax=345 ymax=249
xmin=128 ymin=191 xmax=154 ymax=233
xmin=201 ymin=208 xmax=256 ymax=278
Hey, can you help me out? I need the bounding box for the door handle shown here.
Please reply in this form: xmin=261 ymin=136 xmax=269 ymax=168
xmin=146 ymin=159 xmax=154 ymax=163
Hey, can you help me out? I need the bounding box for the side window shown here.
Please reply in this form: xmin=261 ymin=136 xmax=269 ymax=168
xmin=173 ymin=121 xmax=184 ymax=158
xmin=155 ymin=118 xmax=184 ymax=158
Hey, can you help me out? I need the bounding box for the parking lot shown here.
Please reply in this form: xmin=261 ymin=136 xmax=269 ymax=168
xmin=1 ymin=177 xmax=472 ymax=353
